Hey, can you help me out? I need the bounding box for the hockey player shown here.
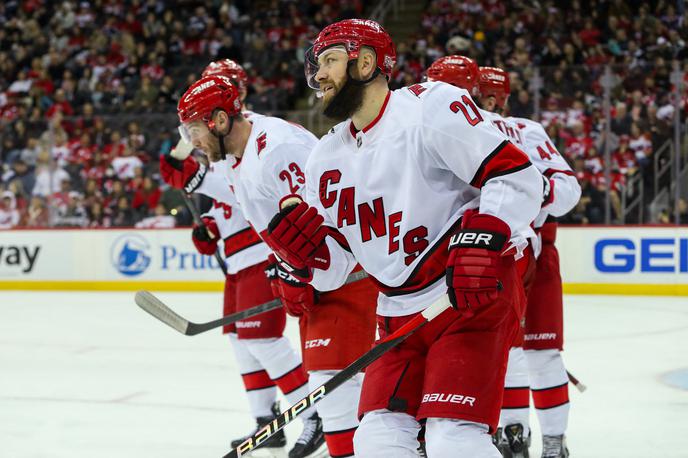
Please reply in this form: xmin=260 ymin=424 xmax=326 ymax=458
xmin=427 ymin=57 xmax=534 ymax=457
xmin=263 ymin=19 xmax=543 ymax=457
xmin=162 ymin=59 xmax=318 ymax=458
xmin=427 ymin=56 xmax=579 ymax=458
xmin=481 ymin=66 xmax=579 ymax=458
xmin=175 ymin=74 xmax=378 ymax=458
xmin=202 ymin=58 xmax=257 ymax=117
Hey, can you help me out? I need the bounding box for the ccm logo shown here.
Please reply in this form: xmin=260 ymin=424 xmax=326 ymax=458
xmin=305 ymin=338 xmax=331 ymax=349
xmin=449 ymin=232 xmax=493 ymax=246
xmin=422 ymin=393 xmax=476 ymax=406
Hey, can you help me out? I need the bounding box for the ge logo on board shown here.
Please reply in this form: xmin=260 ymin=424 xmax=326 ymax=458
xmin=111 ymin=234 xmax=151 ymax=276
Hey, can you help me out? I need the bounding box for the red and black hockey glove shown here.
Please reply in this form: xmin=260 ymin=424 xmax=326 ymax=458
xmin=159 ymin=153 xmax=207 ymax=194
xmin=263 ymin=200 xmax=329 ymax=282
xmin=265 ymin=255 xmax=318 ymax=317
xmin=446 ymin=209 xmax=511 ymax=310
xmin=191 ymin=217 xmax=220 ymax=255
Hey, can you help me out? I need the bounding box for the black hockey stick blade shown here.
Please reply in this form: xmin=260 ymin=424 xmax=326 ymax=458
xmin=135 ymin=270 xmax=369 ymax=336
xmin=135 ymin=290 xmax=191 ymax=334
xmin=135 ymin=290 xmax=282 ymax=336
xmin=222 ymin=294 xmax=451 ymax=458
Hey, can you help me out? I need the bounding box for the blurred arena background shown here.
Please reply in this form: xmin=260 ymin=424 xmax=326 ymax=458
xmin=0 ymin=0 xmax=686 ymax=228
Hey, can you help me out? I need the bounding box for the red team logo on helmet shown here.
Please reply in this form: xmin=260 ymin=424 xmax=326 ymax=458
xmin=479 ymin=66 xmax=511 ymax=110
xmin=305 ymin=19 xmax=396 ymax=89
xmin=426 ymin=55 xmax=480 ymax=96
xmin=202 ymin=59 xmax=248 ymax=93
xmin=177 ymin=75 xmax=242 ymax=126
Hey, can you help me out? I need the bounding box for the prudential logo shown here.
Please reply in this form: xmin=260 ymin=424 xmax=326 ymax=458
xmin=111 ymin=234 xmax=151 ymax=276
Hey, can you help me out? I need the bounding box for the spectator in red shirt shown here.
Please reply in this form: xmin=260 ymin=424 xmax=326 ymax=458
xmin=612 ymin=135 xmax=638 ymax=175
xmin=564 ymin=121 xmax=594 ymax=158
xmin=132 ymin=177 xmax=162 ymax=216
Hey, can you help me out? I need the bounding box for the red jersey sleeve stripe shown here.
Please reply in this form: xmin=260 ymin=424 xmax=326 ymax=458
xmin=224 ymin=227 xmax=263 ymax=257
xmin=543 ymin=168 xmax=576 ymax=178
xmin=470 ymin=141 xmax=532 ymax=188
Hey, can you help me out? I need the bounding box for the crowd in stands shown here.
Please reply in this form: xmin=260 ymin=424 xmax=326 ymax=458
xmin=0 ymin=0 xmax=686 ymax=229
xmin=391 ymin=0 xmax=687 ymax=223
xmin=0 ymin=0 xmax=362 ymax=229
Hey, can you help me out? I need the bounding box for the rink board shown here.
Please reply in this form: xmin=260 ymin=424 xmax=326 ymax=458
xmin=0 ymin=227 xmax=686 ymax=295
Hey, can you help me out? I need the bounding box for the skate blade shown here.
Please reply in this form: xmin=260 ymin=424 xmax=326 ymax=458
xmin=243 ymin=447 xmax=287 ymax=458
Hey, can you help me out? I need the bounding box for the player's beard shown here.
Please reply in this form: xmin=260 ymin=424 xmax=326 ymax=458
xmin=206 ymin=137 xmax=223 ymax=163
xmin=322 ymin=75 xmax=366 ymax=122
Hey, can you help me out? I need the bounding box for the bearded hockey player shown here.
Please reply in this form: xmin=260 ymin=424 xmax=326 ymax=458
xmin=161 ymin=59 xmax=315 ymax=458
xmin=427 ymin=55 xmax=580 ymax=458
xmin=175 ymin=73 xmax=378 ymax=458
xmin=263 ymin=19 xmax=544 ymax=457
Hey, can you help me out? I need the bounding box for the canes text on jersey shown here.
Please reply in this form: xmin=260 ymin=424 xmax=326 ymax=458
xmin=319 ymin=170 xmax=428 ymax=265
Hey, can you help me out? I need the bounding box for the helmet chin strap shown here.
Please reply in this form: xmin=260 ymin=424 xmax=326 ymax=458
xmin=346 ymin=60 xmax=381 ymax=86
xmin=210 ymin=115 xmax=234 ymax=161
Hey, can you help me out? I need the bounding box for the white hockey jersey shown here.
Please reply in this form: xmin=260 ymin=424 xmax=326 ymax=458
xmin=193 ymin=159 xmax=271 ymax=274
xmin=506 ymin=116 xmax=581 ymax=227
xmin=304 ymin=82 xmax=543 ymax=317
xmin=202 ymin=193 xmax=270 ymax=275
xmin=223 ymin=115 xmax=318 ymax=234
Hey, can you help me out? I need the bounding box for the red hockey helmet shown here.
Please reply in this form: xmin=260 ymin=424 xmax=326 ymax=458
xmin=426 ymin=55 xmax=480 ymax=95
xmin=177 ymin=75 xmax=242 ymax=142
xmin=202 ymin=59 xmax=248 ymax=92
xmin=479 ymin=66 xmax=511 ymax=110
xmin=305 ymin=19 xmax=396 ymax=90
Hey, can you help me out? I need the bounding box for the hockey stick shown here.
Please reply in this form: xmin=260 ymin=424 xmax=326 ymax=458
xmin=180 ymin=191 xmax=228 ymax=276
xmin=222 ymin=294 xmax=452 ymax=458
xmin=567 ymin=370 xmax=587 ymax=393
xmin=135 ymin=270 xmax=369 ymax=336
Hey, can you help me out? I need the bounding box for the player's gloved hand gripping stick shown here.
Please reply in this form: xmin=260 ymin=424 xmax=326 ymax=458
xmin=183 ymin=194 xmax=229 ymax=276
xmin=446 ymin=209 xmax=511 ymax=311
xmin=161 ymin=136 xmax=229 ymax=276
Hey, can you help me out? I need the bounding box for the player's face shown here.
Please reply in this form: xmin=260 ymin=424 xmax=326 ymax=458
xmin=184 ymin=120 xmax=223 ymax=162
xmin=315 ymin=48 xmax=349 ymax=106
xmin=480 ymin=95 xmax=497 ymax=112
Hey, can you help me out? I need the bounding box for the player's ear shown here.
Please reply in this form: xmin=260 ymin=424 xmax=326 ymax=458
xmin=214 ymin=110 xmax=230 ymax=132
xmin=358 ymin=48 xmax=376 ymax=79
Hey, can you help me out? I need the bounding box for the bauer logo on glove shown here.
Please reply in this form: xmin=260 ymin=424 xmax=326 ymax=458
xmin=449 ymin=231 xmax=506 ymax=249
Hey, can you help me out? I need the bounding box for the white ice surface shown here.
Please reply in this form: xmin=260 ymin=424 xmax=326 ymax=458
xmin=0 ymin=292 xmax=686 ymax=458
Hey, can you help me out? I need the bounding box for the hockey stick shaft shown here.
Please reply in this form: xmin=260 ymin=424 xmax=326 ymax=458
xmin=567 ymin=370 xmax=587 ymax=393
xmin=135 ymin=270 xmax=369 ymax=336
xmin=223 ymin=294 xmax=452 ymax=458
xmin=181 ymin=191 xmax=228 ymax=276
